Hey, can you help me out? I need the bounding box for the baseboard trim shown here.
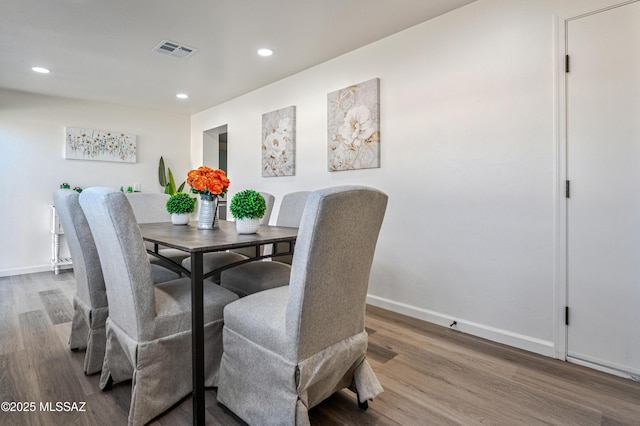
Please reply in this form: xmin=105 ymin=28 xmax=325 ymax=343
xmin=367 ymin=294 xmax=555 ymax=358
xmin=0 ymin=264 xmax=69 ymax=277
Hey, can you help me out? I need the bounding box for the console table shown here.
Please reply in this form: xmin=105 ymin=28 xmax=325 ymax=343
xmin=50 ymin=205 xmax=72 ymax=274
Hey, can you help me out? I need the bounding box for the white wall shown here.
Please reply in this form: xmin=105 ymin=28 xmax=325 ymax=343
xmin=0 ymin=88 xmax=190 ymax=276
xmin=190 ymin=0 xmax=599 ymax=356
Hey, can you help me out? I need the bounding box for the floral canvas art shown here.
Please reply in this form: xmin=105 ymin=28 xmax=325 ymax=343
xmin=65 ymin=127 xmax=136 ymax=163
xmin=262 ymin=106 xmax=296 ymax=177
xmin=327 ymin=78 xmax=380 ymax=171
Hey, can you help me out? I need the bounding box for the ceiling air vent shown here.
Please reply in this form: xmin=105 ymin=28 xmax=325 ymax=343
xmin=152 ymin=40 xmax=197 ymax=59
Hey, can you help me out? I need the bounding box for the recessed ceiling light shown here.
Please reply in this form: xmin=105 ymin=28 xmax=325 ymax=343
xmin=257 ymin=48 xmax=273 ymax=57
xmin=176 ymin=93 xmax=189 ymax=99
xmin=32 ymin=66 xmax=50 ymax=74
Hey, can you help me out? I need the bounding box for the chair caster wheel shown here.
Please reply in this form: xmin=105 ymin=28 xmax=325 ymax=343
xmin=358 ymin=400 xmax=368 ymax=411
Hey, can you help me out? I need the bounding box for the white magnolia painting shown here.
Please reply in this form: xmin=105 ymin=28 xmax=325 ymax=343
xmin=327 ymin=78 xmax=380 ymax=171
xmin=65 ymin=127 xmax=137 ymax=163
xmin=262 ymin=106 xmax=296 ymax=177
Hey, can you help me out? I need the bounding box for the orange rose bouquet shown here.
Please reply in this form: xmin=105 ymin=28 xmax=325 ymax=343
xmin=186 ymin=166 xmax=230 ymax=200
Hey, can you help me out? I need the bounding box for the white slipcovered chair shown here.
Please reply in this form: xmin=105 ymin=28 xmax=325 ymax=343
xmin=79 ymin=187 xmax=238 ymax=425
xmin=216 ymin=186 xmax=387 ymax=425
xmin=53 ymin=189 xmax=179 ymax=375
xmin=181 ymin=191 xmax=276 ymax=282
xmin=220 ymin=191 xmax=310 ymax=297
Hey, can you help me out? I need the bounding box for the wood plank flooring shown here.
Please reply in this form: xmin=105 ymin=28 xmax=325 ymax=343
xmin=1 ymin=270 xmax=639 ymax=425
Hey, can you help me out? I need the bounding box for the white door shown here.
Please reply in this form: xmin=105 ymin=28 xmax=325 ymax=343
xmin=566 ymin=1 xmax=640 ymax=377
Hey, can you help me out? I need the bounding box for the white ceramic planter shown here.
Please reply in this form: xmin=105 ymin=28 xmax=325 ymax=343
xmin=235 ymin=217 xmax=260 ymax=234
xmin=171 ymin=213 xmax=190 ymax=225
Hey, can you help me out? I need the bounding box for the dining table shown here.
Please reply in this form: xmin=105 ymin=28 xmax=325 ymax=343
xmin=139 ymin=220 xmax=298 ymax=425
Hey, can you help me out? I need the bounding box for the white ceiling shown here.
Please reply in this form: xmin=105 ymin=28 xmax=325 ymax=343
xmin=0 ymin=0 xmax=477 ymax=115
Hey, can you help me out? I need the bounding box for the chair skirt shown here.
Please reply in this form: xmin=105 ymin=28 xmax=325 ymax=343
xmin=99 ymin=318 xmax=225 ymax=426
xmin=217 ymin=327 xmax=382 ymax=426
xmin=69 ymin=295 xmax=108 ymax=375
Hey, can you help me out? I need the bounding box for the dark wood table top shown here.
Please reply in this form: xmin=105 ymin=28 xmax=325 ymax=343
xmin=139 ymin=220 xmax=298 ymax=253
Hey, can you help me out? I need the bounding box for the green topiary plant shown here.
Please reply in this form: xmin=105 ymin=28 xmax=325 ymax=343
xmin=229 ymin=190 xmax=266 ymax=219
xmin=166 ymin=192 xmax=195 ymax=215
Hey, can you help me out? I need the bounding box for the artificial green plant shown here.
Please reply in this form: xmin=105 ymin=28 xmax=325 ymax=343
xmin=165 ymin=192 xmax=195 ymax=215
xmin=158 ymin=156 xmax=186 ymax=195
xmin=229 ymin=189 xmax=267 ymax=220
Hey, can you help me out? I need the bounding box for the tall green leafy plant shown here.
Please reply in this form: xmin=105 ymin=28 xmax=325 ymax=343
xmin=158 ymin=156 xmax=185 ymax=195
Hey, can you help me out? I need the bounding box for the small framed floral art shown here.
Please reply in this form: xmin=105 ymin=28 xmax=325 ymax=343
xmin=65 ymin=127 xmax=137 ymax=163
xmin=262 ymin=106 xmax=296 ymax=177
xmin=327 ymin=78 xmax=380 ymax=171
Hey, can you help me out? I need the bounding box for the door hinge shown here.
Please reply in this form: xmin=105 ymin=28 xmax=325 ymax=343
xmin=565 ymin=306 xmax=570 ymax=326
xmin=566 ymin=180 xmax=570 ymax=198
xmin=565 ymin=55 xmax=570 ymax=73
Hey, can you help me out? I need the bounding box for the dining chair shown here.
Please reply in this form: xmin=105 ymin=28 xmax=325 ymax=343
xmin=125 ymin=192 xmax=190 ymax=267
xmin=53 ymin=189 xmax=180 ymax=375
xmin=79 ymin=187 xmax=239 ymax=426
xmin=124 ymin=191 xmax=171 ymax=223
xmin=181 ymin=191 xmax=275 ymax=282
xmin=216 ymin=186 xmax=387 ymax=425
xmin=219 ymin=191 xmax=310 ymax=297
xmin=53 ymin=189 xmax=109 ymax=375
